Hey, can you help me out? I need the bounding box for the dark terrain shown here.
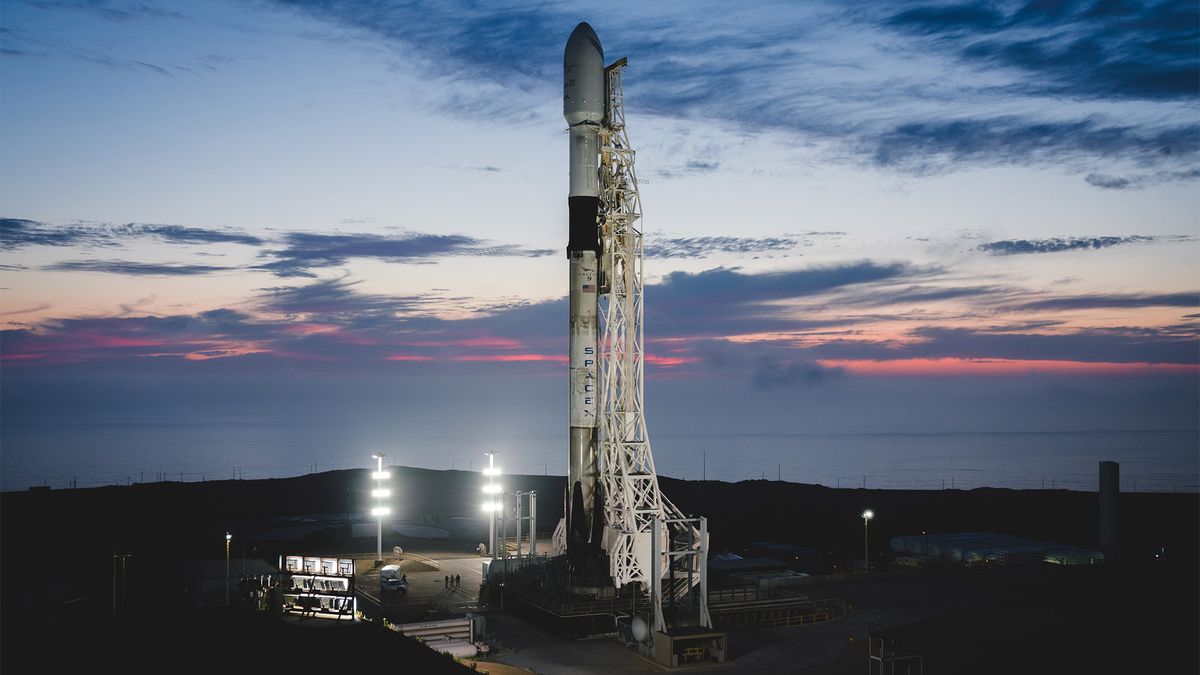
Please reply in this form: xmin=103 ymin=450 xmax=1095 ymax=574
xmin=2 ymin=467 xmax=1196 ymax=672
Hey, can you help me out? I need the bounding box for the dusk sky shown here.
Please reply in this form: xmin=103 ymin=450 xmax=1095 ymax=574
xmin=1 ymin=0 xmax=1197 ymax=479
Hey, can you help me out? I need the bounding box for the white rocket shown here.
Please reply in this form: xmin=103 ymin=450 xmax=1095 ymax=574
xmin=564 ymin=22 xmax=605 ymax=558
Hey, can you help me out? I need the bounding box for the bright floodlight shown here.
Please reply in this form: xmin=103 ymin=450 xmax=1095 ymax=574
xmin=862 ymin=509 xmax=874 ymax=520
xmin=483 ymin=450 xmax=500 ymax=559
xmin=225 ymin=532 xmax=232 ymax=541
xmin=371 ymin=453 xmax=390 ymax=564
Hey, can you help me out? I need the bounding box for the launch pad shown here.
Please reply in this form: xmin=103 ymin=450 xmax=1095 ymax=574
xmin=484 ymin=548 xmax=726 ymax=665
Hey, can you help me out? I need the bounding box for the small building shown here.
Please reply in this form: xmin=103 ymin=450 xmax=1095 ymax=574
xmin=279 ymin=554 xmax=357 ymax=620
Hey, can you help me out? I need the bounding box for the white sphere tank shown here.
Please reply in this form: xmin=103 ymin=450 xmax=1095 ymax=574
xmin=563 ymin=22 xmax=605 ymax=126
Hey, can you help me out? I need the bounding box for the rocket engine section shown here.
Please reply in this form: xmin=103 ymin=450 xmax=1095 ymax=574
xmin=564 ymin=22 xmax=605 ymax=561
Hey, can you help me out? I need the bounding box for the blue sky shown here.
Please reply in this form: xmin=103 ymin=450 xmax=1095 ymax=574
xmin=1 ymin=0 xmax=1197 ymax=456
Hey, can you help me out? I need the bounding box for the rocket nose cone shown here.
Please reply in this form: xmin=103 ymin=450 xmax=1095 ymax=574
xmin=564 ymin=21 xmax=605 ymax=125
xmin=566 ymin=21 xmax=603 ymax=60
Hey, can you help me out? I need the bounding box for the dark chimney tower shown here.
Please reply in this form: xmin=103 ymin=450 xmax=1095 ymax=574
xmin=1099 ymin=461 xmax=1120 ymax=562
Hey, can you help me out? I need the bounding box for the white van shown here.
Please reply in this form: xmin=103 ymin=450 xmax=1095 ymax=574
xmin=380 ymin=564 xmax=407 ymax=595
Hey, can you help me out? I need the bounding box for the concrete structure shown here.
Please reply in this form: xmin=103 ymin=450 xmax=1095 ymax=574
xmin=1099 ymin=460 xmax=1120 ymax=561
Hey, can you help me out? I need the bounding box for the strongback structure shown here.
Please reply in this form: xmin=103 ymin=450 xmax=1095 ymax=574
xmin=556 ymin=22 xmax=711 ymax=636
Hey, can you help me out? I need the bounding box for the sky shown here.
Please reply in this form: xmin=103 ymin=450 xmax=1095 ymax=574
xmin=1 ymin=0 xmax=1197 ymax=470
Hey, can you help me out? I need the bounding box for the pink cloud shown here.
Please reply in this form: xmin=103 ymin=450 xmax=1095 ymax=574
xmin=453 ymin=354 xmax=568 ymax=363
xmin=818 ymin=358 xmax=1199 ymax=376
xmin=645 ymin=355 xmax=700 ymax=367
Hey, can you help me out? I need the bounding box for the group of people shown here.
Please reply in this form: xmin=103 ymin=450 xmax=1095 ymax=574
xmin=444 ymin=574 xmax=462 ymax=589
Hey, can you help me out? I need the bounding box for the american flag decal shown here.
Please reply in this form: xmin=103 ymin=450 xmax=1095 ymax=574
xmin=582 ymin=284 xmax=596 ymax=292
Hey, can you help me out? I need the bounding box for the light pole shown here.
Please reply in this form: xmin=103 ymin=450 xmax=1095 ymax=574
xmin=371 ymin=453 xmax=391 ymax=566
xmin=482 ymin=451 xmax=501 ymax=559
xmin=225 ymin=532 xmax=232 ymax=606
xmin=112 ymin=552 xmax=132 ymax=615
xmin=861 ymin=510 xmax=873 ymax=572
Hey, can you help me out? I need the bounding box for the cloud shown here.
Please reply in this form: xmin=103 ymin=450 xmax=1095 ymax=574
xmin=693 ymin=338 xmax=844 ymax=388
xmin=1009 ymin=292 xmax=1200 ymax=312
xmin=112 ymin=223 xmax=264 ymax=246
xmin=902 ymin=325 xmax=1200 ymax=365
xmin=654 ymin=160 xmax=721 ymax=180
xmin=2 ymin=261 xmax=922 ymax=369
xmin=23 ymin=0 xmax=185 ymax=22
xmin=0 ymin=308 xmax=272 ymax=364
xmin=257 ymin=275 xmax=446 ymax=320
xmin=805 ymin=324 xmax=1199 ymax=365
xmin=885 ymin=0 xmax=1200 ymax=101
xmin=42 ymin=260 xmax=231 ymax=276
xmin=1086 ymin=168 xmax=1200 ymax=190
xmin=5 ymin=255 xmax=1197 ymax=383
xmin=1084 ymin=173 xmax=1134 ymax=190
xmin=978 ymin=236 xmax=1154 ymax=255
xmin=263 ymin=0 xmax=1199 ymax=183
xmin=645 ymin=235 xmax=799 ymax=259
xmin=751 ymin=359 xmax=843 ymax=388
xmin=255 ymin=231 xmax=553 ymax=277
xmin=1 ymin=218 xmax=262 ymax=249
xmin=649 ymin=261 xmax=920 ymax=332
xmin=869 ymin=118 xmax=1199 ymax=176
xmin=1 ymin=218 xmax=106 ymax=248
xmin=827 ymin=283 xmax=1012 ymax=308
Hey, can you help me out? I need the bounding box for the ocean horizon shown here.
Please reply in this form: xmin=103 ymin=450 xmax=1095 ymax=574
xmin=2 ymin=423 xmax=1195 ymax=494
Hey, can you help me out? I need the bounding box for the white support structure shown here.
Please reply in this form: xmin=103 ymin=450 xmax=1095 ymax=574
xmin=595 ymin=60 xmax=664 ymax=590
xmin=596 ymin=63 xmax=710 ymax=630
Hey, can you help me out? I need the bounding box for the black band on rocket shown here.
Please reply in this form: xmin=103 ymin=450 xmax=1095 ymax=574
xmin=567 ymin=196 xmax=601 ymax=255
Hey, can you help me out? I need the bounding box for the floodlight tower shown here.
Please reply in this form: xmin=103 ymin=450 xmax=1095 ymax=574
xmin=482 ymin=451 xmax=501 ymax=558
xmin=371 ymin=453 xmax=391 ymax=565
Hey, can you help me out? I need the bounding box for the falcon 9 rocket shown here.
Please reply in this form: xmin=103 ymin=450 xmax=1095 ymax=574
xmin=564 ymin=22 xmax=605 ymax=559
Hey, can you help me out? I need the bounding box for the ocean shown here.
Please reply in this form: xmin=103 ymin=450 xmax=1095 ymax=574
xmin=2 ymin=423 xmax=1195 ymax=493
